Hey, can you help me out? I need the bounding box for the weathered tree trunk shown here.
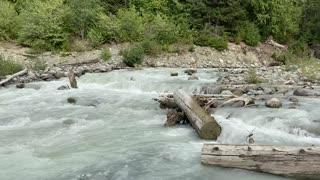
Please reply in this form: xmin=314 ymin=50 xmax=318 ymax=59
xmin=68 ymin=70 xmax=78 ymax=89
xmin=0 ymin=68 xmax=28 ymax=86
xmin=201 ymin=144 xmax=320 ymax=179
xmin=173 ymin=89 xmax=221 ymax=140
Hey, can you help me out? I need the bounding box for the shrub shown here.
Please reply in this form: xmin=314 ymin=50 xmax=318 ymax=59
xmin=101 ymin=49 xmax=112 ymax=62
xmin=141 ymin=39 xmax=161 ymax=56
xmin=149 ymin=14 xmax=178 ymax=45
xmin=194 ymin=28 xmax=228 ymax=51
xmin=117 ymin=7 xmax=144 ymax=42
xmin=0 ymin=1 xmax=18 ymax=40
xmin=31 ymin=58 xmax=47 ymax=72
xmin=17 ymin=0 xmax=67 ymax=51
xmin=245 ymin=68 xmax=266 ymax=84
xmin=70 ymin=39 xmax=91 ymax=52
xmin=122 ymin=45 xmax=145 ymax=67
xmin=235 ymin=21 xmax=261 ymax=46
xmin=0 ymin=55 xmax=23 ymax=76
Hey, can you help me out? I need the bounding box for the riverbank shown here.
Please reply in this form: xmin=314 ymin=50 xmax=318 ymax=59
xmin=0 ymin=41 xmax=319 ymax=88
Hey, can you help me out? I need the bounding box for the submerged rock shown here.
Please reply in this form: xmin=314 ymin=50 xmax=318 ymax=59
xmin=63 ymin=119 xmax=76 ymax=125
xmin=265 ymin=98 xmax=282 ymax=108
xmin=220 ymin=90 xmax=234 ymax=96
xmin=188 ymin=75 xmax=199 ymax=80
xmin=184 ymin=68 xmax=197 ymax=75
xmin=67 ymin=97 xmax=77 ymax=104
xmin=289 ymin=96 xmax=299 ymax=103
xmin=16 ymin=83 xmax=25 ymax=89
xmin=200 ymin=86 xmax=222 ymax=94
xmin=170 ymin=72 xmax=178 ymax=76
xmin=57 ymin=85 xmax=69 ymax=90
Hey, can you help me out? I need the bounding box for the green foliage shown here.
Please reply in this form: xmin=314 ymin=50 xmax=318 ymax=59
xmin=122 ymin=45 xmax=145 ymax=67
xmin=148 ymin=14 xmax=178 ymax=45
xmin=245 ymin=68 xmax=266 ymax=84
xmin=101 ymin=49 xmax=112 ymax=62
xmin=0 ymin=55 xmax=23 ymax=76
xmin=194 ymin=29 xmax=228 ymax=51
xmin=31 ymin=57 xmax=47 ymax=71
xmin=117 ymin=7 xmax=144 ymax=42
xmin=235 ymin=21 xmax=261 ymax=46
xmin=300 ymin=0 xmax=320 ymax=45
xmin=63 ymin=0 xmax=104 ymax=39
xmin=17 ymin=0 xmax=67 ymax=51
xmin=141 ymin=39 xmax=161 ymax=56
xmin=248 ymin=0 xmax=303 ymax=43
xmin=0 ymin=1 xmax=18 ymax=40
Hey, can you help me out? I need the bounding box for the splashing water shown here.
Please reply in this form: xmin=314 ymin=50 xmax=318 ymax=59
xmin=0 ymin=68 xmax=319 ymax=180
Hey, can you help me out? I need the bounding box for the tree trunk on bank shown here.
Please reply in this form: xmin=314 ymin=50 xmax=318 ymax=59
xmin=173 ymin=89 xmax=221 ymax=140
xmin=0 ymin=68 xmax=28 ymax=86
xmin=68 ymin=71 xmax=78 ymax=88
xmin=201 ymin=144 xmax=320 ymax=179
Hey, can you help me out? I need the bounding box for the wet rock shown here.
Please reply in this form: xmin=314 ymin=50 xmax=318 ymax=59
xmin=53 ymin=72 xmax=66 ymax=79
xmin=200 ymin=86 xmax=222 ymax=94
xmin=165 ymin=109 xmax=185 ymax=127
xmin=16 ymin=83 xmax=25 ymax=89
xmin=129 ymin=77 xmax=135 ymax=81
xmin=170 ymin=72 xmax=178 ymax=76
xmin=188 ymin=75 xmax=199 ymax=80
xmin=40 ymin=73 xmax=55 ymax=81
xmin=63 ymin=119 xmax=76 ymax=125
xmin=262 ymin=87 xmax=275 ymax=95
xmin=67 ymin=97 xmax=77 ymax=104
xmin=25 ymin=84 xmax=41 ymax=90
xmin=293 ymin=89 xmax=314 ymax=96
xmin=289 ymin=96 xmax=299 ymax=103
xmin=184 ymin=68 xmax=197 ymax=75
xmin=265 ymin=98 xmax=282 ymax=108
xmin=220 ymin=90 xmax=234 ymax=96
xmin=232 ymin=101 xmax=245 ymax=107
xmin=57 ymin=85 xmax=69 ymax=90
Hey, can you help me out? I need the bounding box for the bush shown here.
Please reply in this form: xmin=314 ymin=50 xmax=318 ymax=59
xmin=149 ymin=14 xmax=178 ymax=45
xmin=194 ymin=30 xmax=228 ymax=51
xmin=0 ymin=1 xmax=18 ymax=40
xmin=141 ymin=39 xmax=161 ymax=56
xmin=122 ymin=45 xmax=145 ymax=67
xmin=245 ymin=68 xmax=266 ymax=84
xmin=117 ymin=7 xmax=144 ymax=42
xmin=31 ymin=58 xmax=47 ymax=71
xmin=70 ymin=39 xmax=91 ymax=52
xmin=235 ymin=21 xmax=261 ymax=46
xmin=101 ymin=49 xmax=112 ymax=62
xmin=17 ymin=0 xmax=67 ymax=51
xmin=0 ymin=55 xmax=23 ymax=76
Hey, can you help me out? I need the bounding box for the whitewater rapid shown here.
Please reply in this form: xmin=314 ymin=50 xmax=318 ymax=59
xmin=0 ymin=68 xmax=319 ymax=180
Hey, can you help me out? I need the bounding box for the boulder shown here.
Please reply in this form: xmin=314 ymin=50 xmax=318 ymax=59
xmin=170 ymin=72 xmax=178 ymax=76
xmin=200 ymin=86 xmax=222 ymax=94
xmin=293 ymin=89 xmax=314 ymax=96
xmin=188 ymin=75 xmax=199 ymax=80
xmin=265 ymin=98 xmax=282 ymax=108
xmin=184 ymin=68 xmax=197 ymax=75
xmin=220 ymin=90 xmax=234 ymax=96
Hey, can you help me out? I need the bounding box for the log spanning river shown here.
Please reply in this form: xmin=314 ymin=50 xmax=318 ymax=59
xmin=0 ymin=68 xmax=320 ymax=180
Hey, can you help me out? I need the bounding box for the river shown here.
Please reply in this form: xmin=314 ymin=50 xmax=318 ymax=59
xmin=0 ymin=68 xmax=319 ymax=180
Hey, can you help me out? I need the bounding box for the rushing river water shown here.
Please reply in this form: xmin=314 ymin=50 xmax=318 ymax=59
xmin=0 ymin=68 xmax=320 ymax=180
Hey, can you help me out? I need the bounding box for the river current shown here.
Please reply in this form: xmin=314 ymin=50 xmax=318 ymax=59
xmin=0 ymin=68 xmax=319 ymax=180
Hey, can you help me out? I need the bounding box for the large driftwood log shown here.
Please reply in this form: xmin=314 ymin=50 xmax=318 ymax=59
xmin=201 ymin=144 xmax=320 ymax=179
xmin=173 ymin=89 xmax=221 ymax=140
xmin=0 ymin=68 xmax=28 ymax=86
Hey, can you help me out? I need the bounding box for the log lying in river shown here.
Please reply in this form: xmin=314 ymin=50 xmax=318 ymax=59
xmin=201 ymin=144 xmax=320 ymax=179
xmin=173 ymin=89 xmax=221 ymax=140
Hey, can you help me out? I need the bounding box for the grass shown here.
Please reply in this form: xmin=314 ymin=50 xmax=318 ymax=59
xmin=245 ymin=68 xmax=267 ymax=84
xmin=101 ymin=48 xmax=112 ymax=62
xmin=0 ymin=54 xmax=23 ymax=76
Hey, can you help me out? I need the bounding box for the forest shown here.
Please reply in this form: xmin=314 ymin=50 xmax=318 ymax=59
xmin=0 ymin=0 xmax=319 ymax=57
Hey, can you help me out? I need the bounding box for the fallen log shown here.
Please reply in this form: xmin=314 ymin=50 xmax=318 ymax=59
xmin=173 ymin=89 xmax=221 ymax=140
xmin=201 ymin=144 xmax=320 ymax=179
xmin=0 ymin=68 xmax=28 ymax=86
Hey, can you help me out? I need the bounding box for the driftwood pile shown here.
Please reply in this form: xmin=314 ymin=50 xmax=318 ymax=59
xmin=154 ymin=89 xmax=254 ymax=140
